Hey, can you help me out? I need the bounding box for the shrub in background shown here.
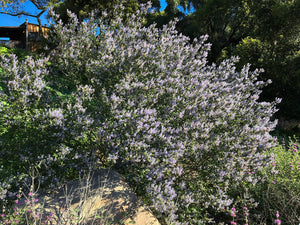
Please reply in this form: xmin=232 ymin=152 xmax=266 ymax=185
xmin=249 ymin=138 xmax=300 ymax=225
xmin=42 ymin=4 xmax=281 ymax=224
xmin=0 ymin=46 xmax=10 ymax=56
xmin=0 ymin=46 xmax=31 ymax=137
xmin=0 ymin=52 xmax=97 ymax=200
xmin=0 ymin=46 xmax=32 ymax=60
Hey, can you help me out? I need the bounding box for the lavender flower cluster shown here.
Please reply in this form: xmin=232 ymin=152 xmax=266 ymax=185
xmin=0 ymin=3 xmax=281 ymax=224
xmin=0 ymin=52 xmax=96 ymax=195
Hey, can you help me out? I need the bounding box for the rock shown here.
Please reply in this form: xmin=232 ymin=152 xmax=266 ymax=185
xmin=29 ymin=168 xmax=160 ymax=225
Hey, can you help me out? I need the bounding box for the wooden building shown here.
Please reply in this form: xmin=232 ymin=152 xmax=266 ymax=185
xmin=0 ymin=19 xmax=49 ymax=52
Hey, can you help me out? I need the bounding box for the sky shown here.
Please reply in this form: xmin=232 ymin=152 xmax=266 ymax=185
xmin=0 ymin=0 xmax=168 ymax=27
xmin=0 ymin=1 xmax=48 ymax=27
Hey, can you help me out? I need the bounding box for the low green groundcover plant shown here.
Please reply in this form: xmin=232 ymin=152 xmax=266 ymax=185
xmin=1 ymin=3 xmax=293 ymax=224
xmin=249 ymin=137 xmax=299 ymax=225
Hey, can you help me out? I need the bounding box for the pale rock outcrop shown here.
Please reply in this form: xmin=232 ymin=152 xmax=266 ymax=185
xmin=29 ymin=168 xmax=160 ymax=225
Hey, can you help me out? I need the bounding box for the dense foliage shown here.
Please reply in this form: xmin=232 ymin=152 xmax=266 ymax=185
xmin=0 ymin=47 xmax=97 ymax=192
xmin=249 ymin=138 xmax=300 ymax=225
xmin=0 ymin=4 xmax=289 ymax=224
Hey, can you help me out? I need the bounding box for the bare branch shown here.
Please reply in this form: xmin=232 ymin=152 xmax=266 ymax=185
xmin=0 ymin=0 xmax=49 ymax=16
xmin=0 ymin=0 xmax=50 ymax=29
xmin=0 ymin=10 xmax=38 ymax=18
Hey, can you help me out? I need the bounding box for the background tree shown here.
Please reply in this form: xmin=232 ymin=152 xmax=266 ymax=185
xmin=138 ymin=0 xmax=299 ymax=123
xmin=0 ymin=0 xmax=24 ymax=9
xmin=154 ymin=0 xmax=300 ymax=123
xmin=232 ymin=0 xmax=300 ymax=122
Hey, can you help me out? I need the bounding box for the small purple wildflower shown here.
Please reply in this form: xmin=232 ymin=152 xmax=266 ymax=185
xmin=274 ymin=211 xmax=281 ymax=225
xmin=230 ymin=207 xmax=237 ymax=225
xmin=275 ymin=219 xmax=281 ymax=224
xmin=231 ymin=207 xmax=237 ymax=217
xmin=243 ymin=206 xmax=249 ymax=225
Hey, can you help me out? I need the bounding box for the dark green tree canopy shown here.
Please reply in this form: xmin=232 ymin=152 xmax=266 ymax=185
xmin=173 ymin=0 xmax=300 ymax=121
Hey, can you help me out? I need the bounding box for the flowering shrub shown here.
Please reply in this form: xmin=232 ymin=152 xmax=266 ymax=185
xmin=42 ymin=4 xmax=281 ymax=224
xmin=0 ymin=54 xmax=97 ymax=197
xmin=0 ymin=3 xmax=281 ymax=224
xmin=249 ymin=137 xmax=300 ymax=225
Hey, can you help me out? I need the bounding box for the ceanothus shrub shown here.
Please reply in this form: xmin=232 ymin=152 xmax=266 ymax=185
xmin=0 ymin=3 xmax=281 ymax=224
xmin=0 ymin=54 xmax=97 ymax=197
xmin=100 ymin=20 xmax=281 ymax=223
xmin=45 ymin=5 xmax=281 ymax=224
